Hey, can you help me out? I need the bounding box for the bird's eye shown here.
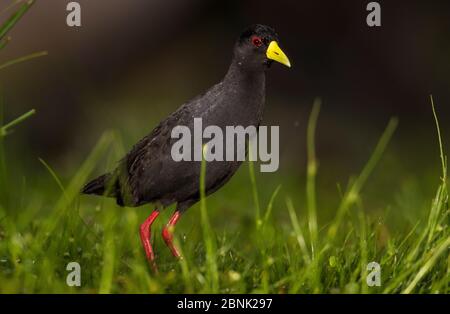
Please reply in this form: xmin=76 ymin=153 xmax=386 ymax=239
xmin=251 ymin=36 xmax=263 ymax=47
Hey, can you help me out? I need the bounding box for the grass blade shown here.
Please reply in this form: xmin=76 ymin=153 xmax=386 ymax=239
xmin=430 ymin=95 xmax=447 ymax=182
xmin=200 ymin=145 xmax=219 ymax=292
xmin=306 ymin=98 xmax=321 ymax=258
xmin=0 ymin=51 xmax=48 ymax=71
xmin=328 ymin=118 xmax=398 ymax=240
xmin=99 ymin=224 xmax=116 ymax=294
xmin=262 ymin=184 xmax=281 ymax=226
xmin=402 ymin=236 xmax=450 ymax=294
xmin=35 ymin=131 xmax=115 ymax=244
xmin=0 ymin=108 xmax=35 ymax=137
xmin=0 ymin=0 xmax=34 ymax=41
xmin=38 ymin=158 xmax=68 ymax=202
xmin=248 ymin=158 xmax=261 ymax=227
xmin=286 ymin=197 xmax=311 ymax=264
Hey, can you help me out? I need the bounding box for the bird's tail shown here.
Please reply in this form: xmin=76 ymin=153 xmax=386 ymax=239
xmin=82 ymin=173 xmax=111 ymax=195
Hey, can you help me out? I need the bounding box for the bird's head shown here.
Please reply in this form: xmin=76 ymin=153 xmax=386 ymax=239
xmin=234 ymin=24 xmax=291 ymax=70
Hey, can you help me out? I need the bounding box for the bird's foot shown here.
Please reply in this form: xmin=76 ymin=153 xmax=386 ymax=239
xmin=140 ymin=210 xmax=160 ymax=273
xmin=162 ymin=226 xmax=182 ymax=259
xmin=162 ymin=210 xmax=183 ymax=258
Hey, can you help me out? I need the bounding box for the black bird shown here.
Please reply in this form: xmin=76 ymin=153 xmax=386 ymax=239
xmin=82 ymin=24 xmax=291 ymax=270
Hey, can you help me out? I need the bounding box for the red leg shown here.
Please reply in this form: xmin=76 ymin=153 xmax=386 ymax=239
xmin=140 ymin=210 xmax=160 ymax=271
xmin=162 ymin=210 xmax=182 ymax=258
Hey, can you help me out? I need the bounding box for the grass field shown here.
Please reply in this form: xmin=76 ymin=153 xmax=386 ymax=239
xmin=0 ymin=96 xmax=448 ymax=294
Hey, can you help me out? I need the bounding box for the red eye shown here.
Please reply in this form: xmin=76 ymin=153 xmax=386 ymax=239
xmin=251 ymin=36 xmax=263 ymax=47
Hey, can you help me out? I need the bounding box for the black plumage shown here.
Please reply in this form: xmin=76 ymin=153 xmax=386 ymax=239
xmin=82 ymin=24 xmax=290 ymax=267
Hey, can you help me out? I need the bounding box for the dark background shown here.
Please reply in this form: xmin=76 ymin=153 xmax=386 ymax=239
xmin=1 ymin=0 xmax=449 ymax=191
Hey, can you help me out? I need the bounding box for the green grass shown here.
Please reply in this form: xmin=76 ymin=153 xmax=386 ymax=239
xmin=0 ymin=0 xmax=47 ymax=71
xmin=0 ymin=95 xmax=448 ymax=294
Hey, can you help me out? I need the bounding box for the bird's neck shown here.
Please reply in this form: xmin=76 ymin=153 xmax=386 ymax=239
xmin=223 ymin=58 xmax=266 ymax=95
xmin=221 ymin=58 xmax=266 ymax=125
xmin=225 ymin=56 xmax=266 ymax=79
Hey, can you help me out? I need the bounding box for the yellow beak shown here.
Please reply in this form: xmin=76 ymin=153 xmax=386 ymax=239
xmin=266 ymin=41 xmax=291 ymax=68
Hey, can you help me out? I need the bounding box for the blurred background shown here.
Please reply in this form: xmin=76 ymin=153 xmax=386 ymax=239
xmin=1 ymin=0 xmax=449 ymax=221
